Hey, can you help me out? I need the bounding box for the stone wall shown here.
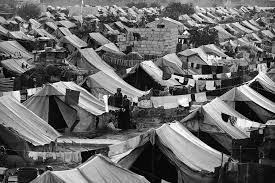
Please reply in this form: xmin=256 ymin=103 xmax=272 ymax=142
xmin=117 ymin=27 xmax=178 ymax=57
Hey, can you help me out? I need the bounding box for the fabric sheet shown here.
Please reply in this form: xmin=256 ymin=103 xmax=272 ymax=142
xmin=195 ymin=92 xmax=207 ymax=103
xmin=205 ymin=81 xmax=216 ymax=91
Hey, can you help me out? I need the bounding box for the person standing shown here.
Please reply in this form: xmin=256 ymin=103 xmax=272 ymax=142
xmin=114 ymin=88 xmax=123 ymax=108
xmin=122 ymin=95 xmax=130 ymax=130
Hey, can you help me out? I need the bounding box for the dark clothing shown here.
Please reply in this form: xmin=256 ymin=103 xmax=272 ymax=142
xmin=118 ymin=98 xmax=130 ymax=130
xmin=114 ymin=92 xmax=123 ymax=108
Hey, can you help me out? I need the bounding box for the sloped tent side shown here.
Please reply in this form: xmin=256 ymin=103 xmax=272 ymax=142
xmin=23 ymin=85 xmax=77 ymax=131
xmin=220 ymin=85 xmax=275 ymax=123
xmin=112 ymin=123 xmax=227 ymax=183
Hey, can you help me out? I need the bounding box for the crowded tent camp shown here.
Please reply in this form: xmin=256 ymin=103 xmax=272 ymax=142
xmin=0 ymin=0 xmax=275 ymax=182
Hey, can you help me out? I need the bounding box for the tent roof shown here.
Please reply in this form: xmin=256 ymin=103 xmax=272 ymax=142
xmin=29 ymin=18 xmax=41 ymax=29
xmin=200 ymin=44 xmax=229 ymax=58
xmin=45 ymin=21 xmax=58 ymax=30
xmin=249 ymin=33 xmax=262 ymax=43
xmin=178 ymin=47 xmax=212 ymax=65
xmin=87 ymin=71 xmax=146 ymax=99
xmin=104 ymin=24 xmax=120 ymax=35
xmin=261 ymin=30 xmax=275 ymax=39
xmin=89 ymin=32 xmax=111 ymax=46
xmin=60 ymin=34 xmax=88 ymax=49
xmin=220 ymin=85 xmax=275 ymax=114
xmin=78 ymin=48 xmax=116 ymax=76
xmin=57 ymin=27 xmax=72 ymax=36
xmin=0 ymin=40 xmax=33 ymax=59
xmin=156 ymin=123 xmax=228 ymax=172
xmin=8 ymin=31 xmax=34 ymax=41
xmin=0 ymin=95 xmax=60 ymax=146
xmin=0 ymin=16 xmax=7 ymax=25
xmin=114 ymin=21 xmax=129 ymax=30
xmin=231 ymin=22 xmax=253 ymax=34
xmin=155 ymin=54 xmax=187 ymax=75
xmin=1 ymin=58 xmax=33 ymax=74
xmin=241 ymin=20 xmax=259 ymax=32
xmin=96 ymin=43 xmax=124 ymax=55
xmin=25 ymin=82 xmax=112 ymax=116
xmin=250 ymin=72 xmax=275 ymax=95
xmin=31 ymin=28 xmax=56 ymax=40
xmin=139 ymin=60 xmax=180 ymax=87
xmin=0 ymin=25 xmax=8 ymax=36
xmin=31 ymin=155 xmax=149 ymax=183
xmin=58 ymin=20 xmax=76 ymax=29
xmin=248 ymin=19 xmax=261 ymax=28
xmin=191 ymin=14 xmax=204 ymax=23
xmin=223 ymin=24 xmax=239 ymax=35
xmin=197 ymin=13 xmax=216 ymax=24
xmin=181 ymin=98 xmax=249 ymax=139
xmin=214 ymin=25 xmax=235 ymax=40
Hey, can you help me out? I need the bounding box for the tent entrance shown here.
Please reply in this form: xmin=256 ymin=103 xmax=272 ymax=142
xmin=48 ymin=96 xmax=68 ymax=132
xmin=235 ymin=101 xmax=264 ymax=123
xmin=129 ymin=143 xmax=178 ymax=183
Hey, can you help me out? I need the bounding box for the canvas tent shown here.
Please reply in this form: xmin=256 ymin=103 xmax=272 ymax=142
xmin=58 ymin=20 xmax=76 ymax=29
xmin=59 ymin=34 xmax=88 ymax=50
xmin=181 ymin=97 xmax=249 ymax=151
xmin=250 ymin=72 xmax=275 ymax=95
xmin=123 ymin=60 xmax=180 ymax=91
xmin=0 ymin=41 xmax=33 ymax=59
xmin=88 ymin=32 xmax=111 ymax=47
xmin=1 ymin=58 xmax=33 ymax=74
xmin=29 ymin=18 xmax=41 ymax=29
xmin=178 ymin=47 xmax=212 ymax=65
xmin=220 ymin=85 xmax=275 ymax=123
xmin=8 ymin=31 xmax=34 ymax=41
xmin=96 ymin=42 xmax=125 ymax=55
xmin=85 ymin=71 xmax=147 ymax=99
xmin=249 ymin=72 xmax=275 ymax=103
xmin=200 ymin=44 xmax=229 ymax=58
xmin=53 ymin=27 xmax=72 ymax=39
xmin=0 ymin=25 xmax=8 ymax=36
xmin=214 ymin=25 xmax=235 ymax=41
xmin=31 ymin=155 xmax=149 ymax=183
xmin=68 ymin=48 xmax=116 ymax=77
xmin=24 ymin=82 xmax=116 ymax=132
xmin=110 ymin=122 xmax=228 ymax=183
xmin=0 ymin=95 xmax=60 ymax=161
xmin=241 ymin=20 xmax=259 ymax=32
xmin=261 ymin=30 xmax=275 ymax=39
xmin=155 ymin=53 xmax=187 ymax=75
xmin=29 ymin=28 xmax=57 ymax=40
xmin=230 ymin=22 xmax=253 ymax=34
xmin=45 ymin=22 xmax=58 ymax=32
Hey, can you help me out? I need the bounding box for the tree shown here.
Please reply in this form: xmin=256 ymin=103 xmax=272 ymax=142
xmin=189 ymin=26 xmax=219 ymax=47
xmin=0 ymin=0 xmax=16 ymax=14
xmin=150 ymin=2 xmax=161 ymax=8
xmin=126 ymin=2 xmax=148 ymax=9
xmin=16 ymin=3 xmax=41 ymax=20
xmin=162 ymin=2 xmax=195 ymax=20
